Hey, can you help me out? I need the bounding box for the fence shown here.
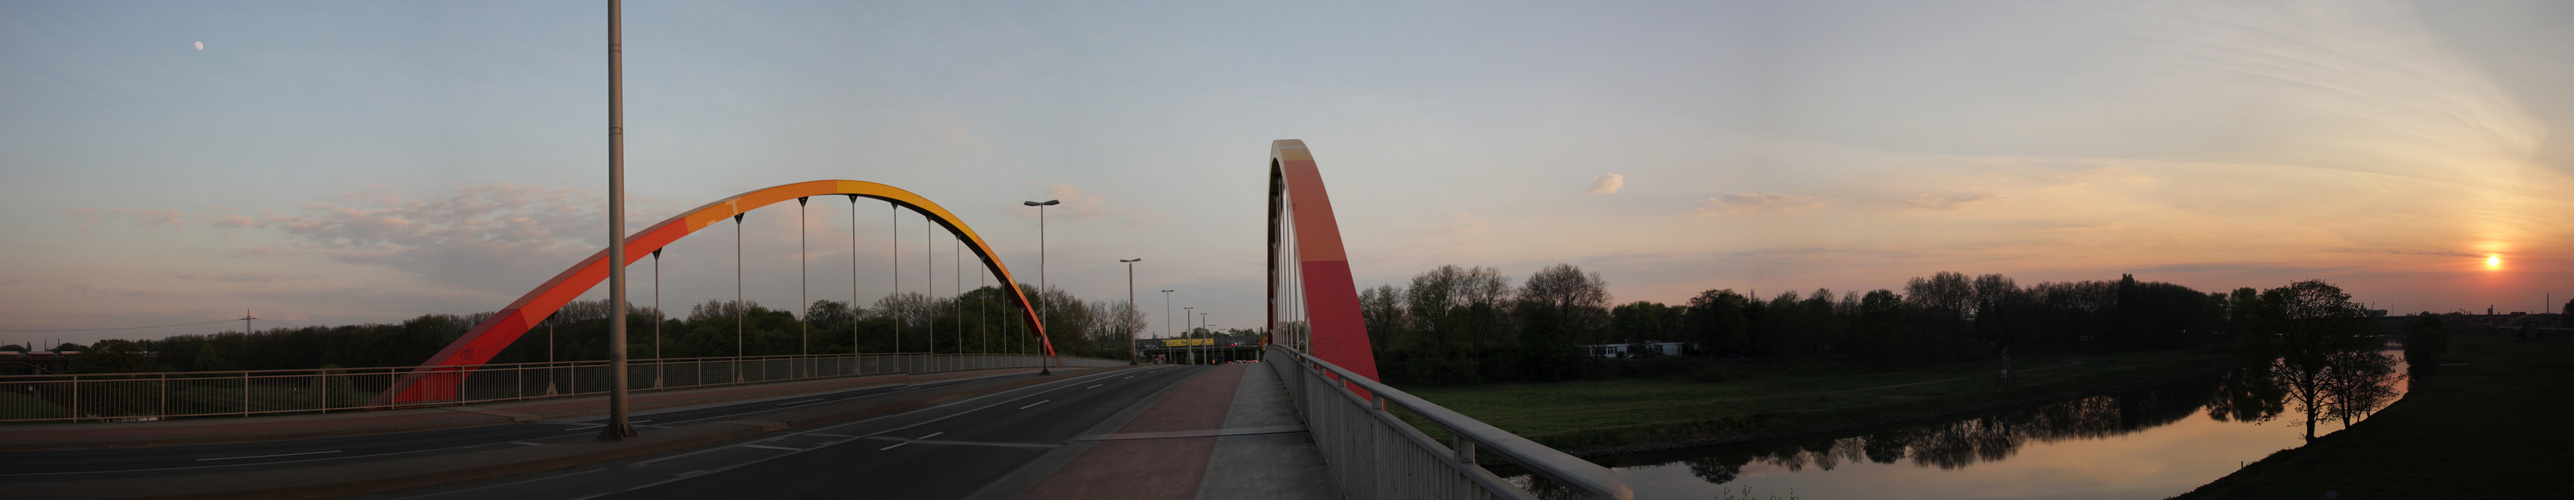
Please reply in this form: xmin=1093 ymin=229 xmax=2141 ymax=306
xmin=1265 ymin=345 xmax=1630 ymax=500
xmin=1 ymin=353 xmax=1125 ymax=423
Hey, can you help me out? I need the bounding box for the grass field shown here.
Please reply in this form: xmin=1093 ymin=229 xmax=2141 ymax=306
xmin=2169 ymin=334 xmax=2571 ymax=499
xmin=1394 ymin=349 xmax=2233 ymax=453
xmin=0 ymin=392 xmax=73 ymax=420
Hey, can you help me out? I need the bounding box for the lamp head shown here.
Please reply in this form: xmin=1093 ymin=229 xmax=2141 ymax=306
xmin=1022 ymin=199 xmax=1061 ymax=206
xmin=1121 ymin=258 xmax=1142 ymax=263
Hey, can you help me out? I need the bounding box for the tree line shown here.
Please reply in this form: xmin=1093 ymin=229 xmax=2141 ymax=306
xmin=24 ymin=284 xmax=1149 ymax=374
xmin=1356 ymin=262 xmax=2415 ymax=391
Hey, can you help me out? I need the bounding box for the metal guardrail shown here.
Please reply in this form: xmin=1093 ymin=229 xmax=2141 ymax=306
xmin=0 ymin=353 xmax=1124 ymax=423
xmin=1265 ymin=345 xmax=1631 ymax=500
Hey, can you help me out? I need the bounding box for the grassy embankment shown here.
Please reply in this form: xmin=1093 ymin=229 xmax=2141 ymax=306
xmin=2170 ymin=333 xmax=2570 ymax=499
xmin=1396 ymin=349 xmax=2232 ymax=455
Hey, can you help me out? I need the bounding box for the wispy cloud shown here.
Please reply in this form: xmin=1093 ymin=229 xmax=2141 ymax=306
xmin=1897 ymin=193 xmax=2000 ymax=211
xmin=1587 ymin=174 xmax=1624 ymax=194
xmin=1696 ymin=193 xmax=1822 ymax=215
xmin=219 ymin=183 xmax=612 ymax=291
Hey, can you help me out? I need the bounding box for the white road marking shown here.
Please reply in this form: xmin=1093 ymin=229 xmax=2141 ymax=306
xmin=742 ymin=445 xmax=801 ymax=452
xmin=917 ymin=432 xmax=942 ymax=440
xmin=878 ymin=442 xmax=907 ymax=451
xmin=377 ymin=369 xmax=1141 ymax=500
xmin=1018 ymin=400 xmax=1049 ymax=410
xmin=510 ymin=442 xmax=544 ymax=447
xmin=807 ymin=433 xmax=859 ymax=438
xmin=196 ymin=450 xmax=341 ymax=462
xmin=1085 ymin=384 xmax=1102 ymax=389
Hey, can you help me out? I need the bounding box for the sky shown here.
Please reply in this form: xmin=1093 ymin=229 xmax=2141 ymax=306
xmin=4 ymin=0 xmax=2570 ymax=346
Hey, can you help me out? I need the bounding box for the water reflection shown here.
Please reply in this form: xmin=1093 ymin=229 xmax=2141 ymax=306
xmin=1587 ymin=352 xmax=2407 ymax=499
xmin=1670 ymin=375 xmax=2219 ymax=484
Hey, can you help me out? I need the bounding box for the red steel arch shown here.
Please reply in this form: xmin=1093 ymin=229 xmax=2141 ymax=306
xmin=1268 ymin=140 xmax=1381 ymax=382
xmin=375 ymin=180 xmax=1054 ymax=405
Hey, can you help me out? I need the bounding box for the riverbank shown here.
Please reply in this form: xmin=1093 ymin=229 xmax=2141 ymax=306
xmin=2169 ymin=334 xmax=2568 ymax=499
xmin=1396 ymin=349 xmax=2234 ymax=456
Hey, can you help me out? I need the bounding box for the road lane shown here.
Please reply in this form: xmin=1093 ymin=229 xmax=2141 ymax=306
xmin=0 ymin=376 xmax=990 ymax=478
xmin=372 ymin=366 xmax=1206 ymax=500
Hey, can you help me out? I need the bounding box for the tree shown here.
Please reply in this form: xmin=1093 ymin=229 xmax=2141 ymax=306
xmin=1359 ymin=284 xmax=1407 ymax=354
xmin=2402 ymin=313 xmax=2447 ymax=374
xmin=2251 ymin=280 xmax=2386 ymax=440
xmin=1611 ymin=301 xmax=1679 ymax=344
xmin=1685 ymin=289 xmax=1752 ymax=357
xmin=1904 ymin=271 xmax=1975 ymax=324
xmin=71 ymin=339 xmax=152 ymax=374
xmin=1519 ymin=263 xmax=1612 ymax=344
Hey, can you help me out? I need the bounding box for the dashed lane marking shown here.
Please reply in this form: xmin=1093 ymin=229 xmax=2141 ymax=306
xmin=1018 ymin=400 xmax=1049 ymax=410
xmin=741 ymin=445 xmax=801 ymax=452
xmin=197 ymin=450 xmax=341 ymax=462
xmin=878 ymin=442 xmax=907 ymax=451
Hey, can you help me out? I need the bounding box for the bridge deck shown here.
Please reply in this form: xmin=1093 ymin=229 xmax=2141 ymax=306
xmin=0 ymin=367 xmax=1054 ymax=452
xmin=983 ymin=361 xmax=1341 ymax=500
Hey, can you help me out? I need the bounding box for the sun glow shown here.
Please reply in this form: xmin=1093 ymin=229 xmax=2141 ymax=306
xmin=2486 ymin=254 xmax=2502 ymax=270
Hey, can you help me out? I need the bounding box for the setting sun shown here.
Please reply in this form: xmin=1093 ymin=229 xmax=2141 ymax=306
xmin=2486 ymin=254 xmax=2502 ymax=270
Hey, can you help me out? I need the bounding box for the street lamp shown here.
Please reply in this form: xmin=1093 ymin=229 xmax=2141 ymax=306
xmin=1023 ymin=199 xmax=1059 ymax=375
xmin=1184 ymin=306 xmax=1194 ymax=365
xmin=1160 ymin=289 xmax=1174 ymax=364
xmin=1120 ymin=258 xmax=1142 ymax=365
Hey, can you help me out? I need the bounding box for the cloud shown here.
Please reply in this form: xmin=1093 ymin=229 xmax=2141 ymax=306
xmin=1439 ymin=212 xmax=1488 ymax=236
xmin=113 ymin=209 xmax=189 ymax=230
xmin=232 ymin=183 xmax=615 ymax=291
xmin=911 ymin=124 xmax=987 ymax=161
xmin=1587 ymin=174 xmax=1624 ymax=194
xmin=1696 ymin=193 xmax=1822 ymax=215
xmin=1897 ymin=193 xmax=2001 ymax=211
xmin=1022 ymin=184 xmax=1110 ymax=221
xmin=176 ymin=273 xmax=289 ymax=283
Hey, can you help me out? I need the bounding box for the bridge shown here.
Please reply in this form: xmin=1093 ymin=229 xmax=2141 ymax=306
xmin=0 ymin=141 xmax=1630 ymax=500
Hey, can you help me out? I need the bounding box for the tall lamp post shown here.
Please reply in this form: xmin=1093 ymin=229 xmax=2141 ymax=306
xmin=1119 ymin=258 xmax=1142 ymax=365
xmin=1160 ymin=289 xmax=1174 ymax=364
xmin=599 ymin=0 xmax=637 ymax=440
xmin=1184 ymin=306 xmax=1195 ymax=365
xmin=1022 ymin=199 xmax=1059 ymax=375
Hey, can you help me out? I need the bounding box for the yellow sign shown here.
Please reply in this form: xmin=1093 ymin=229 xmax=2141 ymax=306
xmin=1161 ymin=338 xmax=1213 ymax=347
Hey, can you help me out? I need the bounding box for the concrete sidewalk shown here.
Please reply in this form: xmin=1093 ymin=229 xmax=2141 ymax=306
xmin=0 ymin=366 xmax=1060 ymax=451
xmin=979 ymin=362 xmax=1341 ymax=500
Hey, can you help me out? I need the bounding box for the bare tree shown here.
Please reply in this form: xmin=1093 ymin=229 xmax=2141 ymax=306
xmin=1520 ymin=263 xmax=1613 ymax=343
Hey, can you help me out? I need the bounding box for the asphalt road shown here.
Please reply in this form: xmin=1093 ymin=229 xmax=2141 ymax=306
xmin=373 ymin=365 xmax=1204 ymax=500
xmin=0 ymin=375 xmax=995 ymax=480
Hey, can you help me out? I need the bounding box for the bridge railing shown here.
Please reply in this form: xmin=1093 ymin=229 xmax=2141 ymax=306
xmin=0 ymin=353 xmax=1122 ymax=423
xmin=1265 ymin=345 xmax=1631 ymax=500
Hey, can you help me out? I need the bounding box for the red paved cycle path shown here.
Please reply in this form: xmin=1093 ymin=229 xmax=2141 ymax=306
xmin=1018 ymin=363 xmax=1250 ymax=500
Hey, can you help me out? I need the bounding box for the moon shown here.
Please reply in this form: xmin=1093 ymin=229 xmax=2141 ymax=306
xmin=194 ymin=41 xmax=203 ymax=51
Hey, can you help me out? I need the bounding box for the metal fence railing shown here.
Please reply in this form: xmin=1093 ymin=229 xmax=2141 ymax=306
xmin=1265 ymin=345 xmax=1631 ymax=500
xmin=1 ymin=353 xmax=1126 ymax=424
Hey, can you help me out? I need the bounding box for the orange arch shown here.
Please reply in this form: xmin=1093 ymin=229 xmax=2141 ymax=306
xmin=377 ymin=180 xmax=1053 ymax=405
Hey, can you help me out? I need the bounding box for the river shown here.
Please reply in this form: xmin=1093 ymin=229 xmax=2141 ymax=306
xmin=1525 ymin=352 xmax=2410 ymax=500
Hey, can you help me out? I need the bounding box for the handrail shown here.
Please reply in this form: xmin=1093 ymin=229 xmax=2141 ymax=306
xmin=0 ymin=353 xmax=1124 ymax=423
xmin=1269 ymin=344 xmax=1631 ymax=500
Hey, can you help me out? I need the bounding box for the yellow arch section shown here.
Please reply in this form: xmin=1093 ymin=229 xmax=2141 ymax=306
xmin=379 ymin=180 xmax=1051 ymax=404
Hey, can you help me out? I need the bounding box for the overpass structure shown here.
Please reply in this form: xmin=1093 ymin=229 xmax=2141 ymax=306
xmin=0 ymin=141 xmax=1631 ymax=500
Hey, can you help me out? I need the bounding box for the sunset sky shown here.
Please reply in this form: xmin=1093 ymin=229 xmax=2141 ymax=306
xmin=4 ymin=0 xmax=2569 ymax=345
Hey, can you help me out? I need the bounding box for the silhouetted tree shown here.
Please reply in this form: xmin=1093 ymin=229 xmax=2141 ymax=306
xmin=2403 ymin=313 xmax=2447 ymax=374
xmin=2250 ymin=280 xmax=2385 ymax=440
